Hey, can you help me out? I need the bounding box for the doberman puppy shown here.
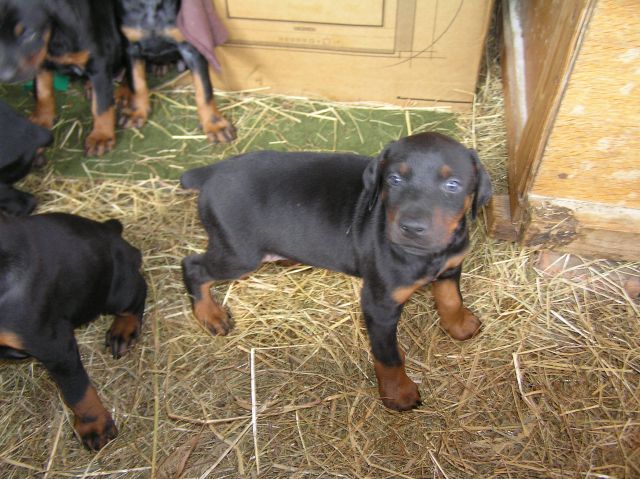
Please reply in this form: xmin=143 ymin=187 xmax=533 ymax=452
xmin=0 ymin=213 xmax=147 ymax=450
xmin=0 ymin=0 xmax=121 ymax=156
xmin=180 ymin=132 xmax=492 ymax=411
xmin=115 ymin=0 xmax=236 ymax=143
xmin=0 ymin=100 xmax=52 ymax=215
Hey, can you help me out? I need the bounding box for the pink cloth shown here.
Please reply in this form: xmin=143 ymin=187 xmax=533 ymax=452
xmin=177 ymin=0 xmax=229 ymax=72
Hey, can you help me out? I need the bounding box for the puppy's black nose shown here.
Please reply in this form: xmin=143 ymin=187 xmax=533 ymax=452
xmin=399 ymin=218 xmax=428 ymax=236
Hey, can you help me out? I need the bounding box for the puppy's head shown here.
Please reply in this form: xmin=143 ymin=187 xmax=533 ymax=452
xmin=363 ymin=132 xmax=492 ymax=255
xmin=0 ymin=0 xmax=51 ymax=83
xmin=0 ymin=101 xmax=53 ymax=183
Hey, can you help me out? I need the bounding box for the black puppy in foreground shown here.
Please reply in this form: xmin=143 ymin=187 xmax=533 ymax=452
xmin=181 ymin=132 xmax=492 ymax=411
xmin=0 ymin=100 xmax=52 ymax=215
xmin=0 ymin=213 xmax=147 ymax=450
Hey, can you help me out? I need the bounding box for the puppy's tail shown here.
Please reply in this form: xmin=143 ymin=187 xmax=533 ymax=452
xmin=103 ymin=219 xmax=124 ymax=235
xmin=180 ymin=165 xmax=217 ymax=191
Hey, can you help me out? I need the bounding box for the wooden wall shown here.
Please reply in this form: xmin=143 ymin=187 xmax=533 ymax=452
xmin=496 ymin=0 xmax=640 ymax=260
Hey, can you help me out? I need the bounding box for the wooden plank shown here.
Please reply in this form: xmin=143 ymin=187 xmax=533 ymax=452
xmin=485 ymin=194 xmax=519 ymax=241
xmin=531 ymin=0 xmax=640 ymax=209
xmin=522 ymin=195 xmax=640 ymax=260
xmin=501 ymin=0 xmax=595 ymax=222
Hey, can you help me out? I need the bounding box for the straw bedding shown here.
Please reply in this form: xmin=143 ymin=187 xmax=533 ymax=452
xmin=1 ymin=27 xmax=639 ymax=479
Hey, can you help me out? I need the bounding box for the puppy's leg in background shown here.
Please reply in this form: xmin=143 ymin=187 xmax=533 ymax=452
xmin=361 ymin=284 xmax=421 ymax=411
xmin=177 ymin=43 xmax=236 ymax=143
xmin=119 ymin=56 xmax=150 ymax=129
xmin=85 ymin=62 xmax=116 ymax=156
xmin=31 ymin=69 xmax=56 ymax=129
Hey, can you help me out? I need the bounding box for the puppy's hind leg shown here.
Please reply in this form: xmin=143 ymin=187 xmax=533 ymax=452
xmin=182 ymin=252 xmax=258 ymax=336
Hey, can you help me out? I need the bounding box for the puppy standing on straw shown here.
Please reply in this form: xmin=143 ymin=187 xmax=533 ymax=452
xmin=180 ymin=132 xmax=492 ymax=410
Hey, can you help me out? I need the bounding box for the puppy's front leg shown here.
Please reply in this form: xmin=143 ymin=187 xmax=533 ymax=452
xmin=31 ymin=69 xmax=56 ymax=129
xmin=85 ymin=62 xmax=116 ymax=156
xmin=361 ymin=283 xmax=421 ymax=411
xmin=32 ymin=327 xmax=117 ymax=450
xmin=432 ymin=266 xmax=481 ymax=341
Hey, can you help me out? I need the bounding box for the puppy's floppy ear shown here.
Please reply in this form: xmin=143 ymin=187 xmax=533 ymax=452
xmin=362 ymin=145 xmax=389 ymax=210
xmin=469 ymin=149 xmax=492 ymax=219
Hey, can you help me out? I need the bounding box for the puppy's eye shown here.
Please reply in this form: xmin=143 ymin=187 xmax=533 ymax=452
xmin=386 ymin=173 xmax=403 ymax=186
xmin=19 ymin=27 xmax=38 ymax=43
xmin=25 ymin=31 xmax=37 ymax=42
xmin=442 ymin=178 xmax=462 ymax=193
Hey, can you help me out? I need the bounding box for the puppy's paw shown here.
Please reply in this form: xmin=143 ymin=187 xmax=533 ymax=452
xmin=119 ymin=108 xmax=149 ymax=129
xmin=106 ymin=313 xmax=142 ymax=359
xmin=374 ymin=360 xmax=421 ymax=411
xmin=193 ymin=295 xmax=234 ymax=336
xmin=75 ymin=411 xmax=118 ymax=451
xmin=202 ymin=114 xmax=236 ymax=144
xmin=379 ymin=379 xmax=421 ymax=411
xmin=71 ymin=386 xmax=118 ymax=451
xmin=84 ymin=131 xmax=115 ymax=156
xmin=30 ymin=109 xmax=56 ymax=130
xmin=441 ymin=308 xmax=482 ymax=341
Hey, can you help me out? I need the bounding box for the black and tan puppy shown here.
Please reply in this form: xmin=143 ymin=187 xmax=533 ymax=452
xmin=115 ymin=0 xmax=235 ymax=143
xmin=181 ymin=132 xmax=492 ymax=411
xmin=0 ymin=100 xmax=52 ymax=215
xmin=0 ymin=0 xmax=121 ymax=155
xmin=0 ymin=213 xmax=147 ymax=450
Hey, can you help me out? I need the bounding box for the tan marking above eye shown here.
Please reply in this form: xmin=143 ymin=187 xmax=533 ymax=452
xmin=14 ymin=23 xmax=25 ymax=37
xmin=439 ymin=165 xmax=452 ymax=178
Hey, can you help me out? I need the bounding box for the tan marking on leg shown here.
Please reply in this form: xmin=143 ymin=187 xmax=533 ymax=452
xmin=193 ymin=282 xmax=232 ymax=335
xmin=106 ymin=313 xmax=142 ymax=359
xmin=432 ymin=279 xmax=480 ymax=340
xmin=120 ymin=59 xmax=149 ymax=128
xmin=31 ymin=69 xmax=56 ymax=129
xmin=71 ymin=384 xmax=117 ymax=451
xmin=115 ymin=83 xmax=132 ymax=108
xmin=85 ymin=93 xmax=115 ymax=156
xmin=192 ymin=73 xmax=236 ymax=143
xmin=20 ymin=30 xmax=49 ymax=78
xmin=163 ymin=27 xmax=185 ymax=42
xmin=373 ymin=349 xmax=420 ymax=411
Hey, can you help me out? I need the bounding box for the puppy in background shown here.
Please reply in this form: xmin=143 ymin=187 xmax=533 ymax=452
xmin=0 ymin=0 xmax=122 ymax=155
xmin=116 ymin=0 xmax=236 ymax=143
xmin=0 ymin=100 xmax=52 ymax=216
